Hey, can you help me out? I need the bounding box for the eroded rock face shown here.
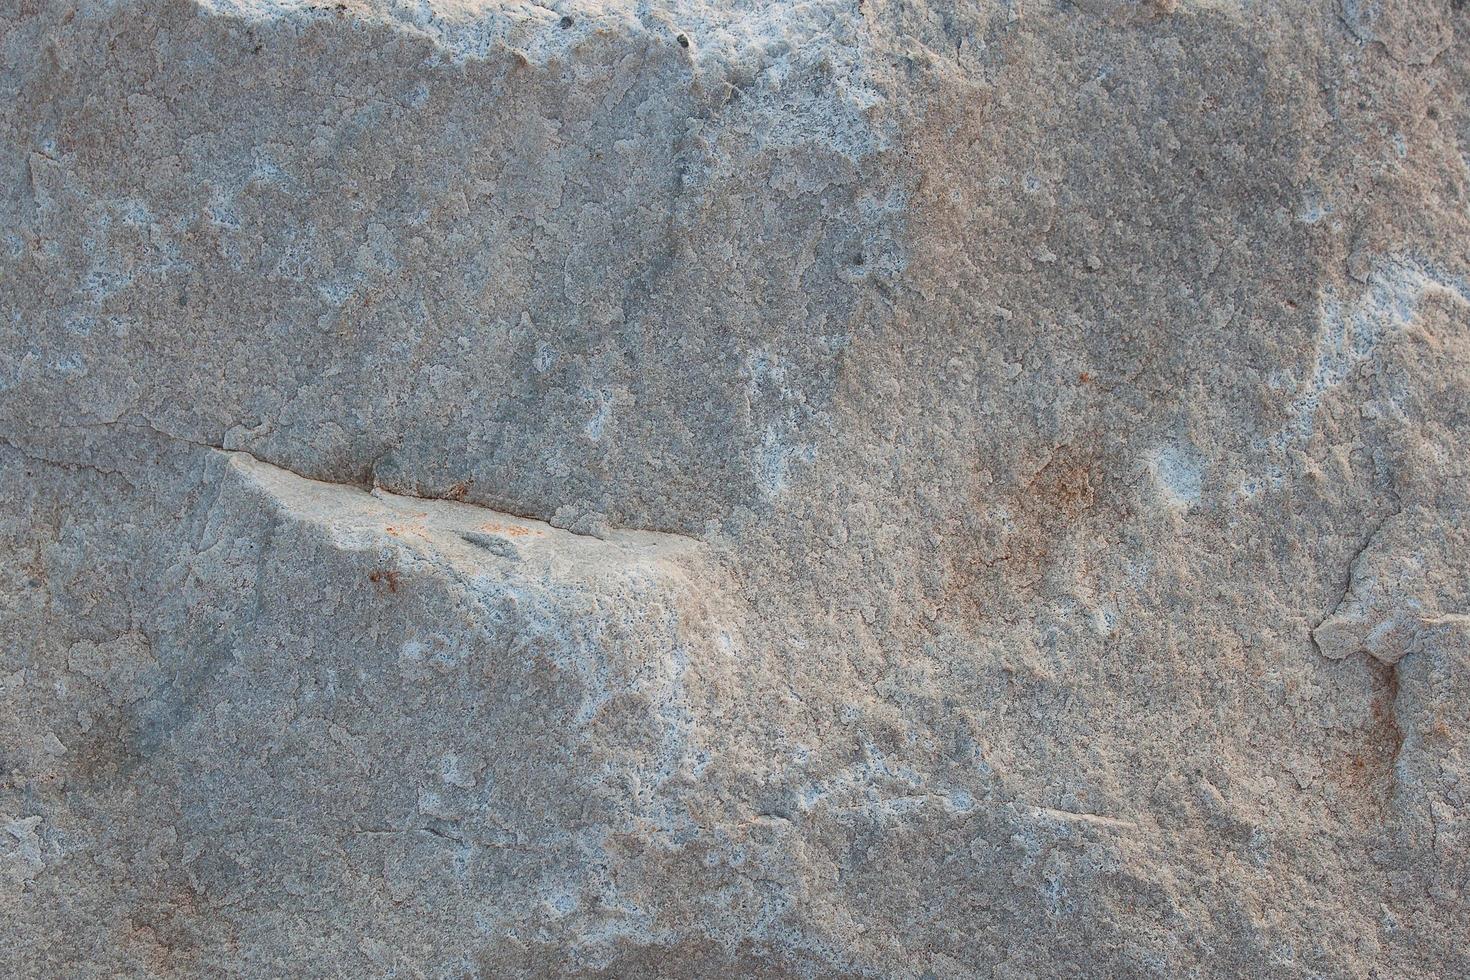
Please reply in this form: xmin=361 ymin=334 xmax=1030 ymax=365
xmin=3 ymin=1 xmax=1469 ymax=976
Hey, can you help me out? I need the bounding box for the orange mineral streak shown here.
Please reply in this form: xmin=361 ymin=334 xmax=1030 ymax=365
xmin=477 ymin=522 xmax=537 ymax=537
xmin=383 ymin=522 xmax=431 ymax=538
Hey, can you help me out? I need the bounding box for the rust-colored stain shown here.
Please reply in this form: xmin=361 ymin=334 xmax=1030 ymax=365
xmin=943 ymin=443 xmax=1124 ymax=622
xmin=1026 ymin=451 xmax=1099 ymax=516
xmin=476 ymin=521 xmax=536 ymax=537
xmin=384 ymin=520 xmax=432 ymax=538
xmin=369 ymin=568 xmax=401 ymax=593
xmin=1323 ymin=660 xmax=1403 ymax=809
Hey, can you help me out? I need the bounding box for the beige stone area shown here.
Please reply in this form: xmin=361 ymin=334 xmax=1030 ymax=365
xmin=3 ymin=0 xmax=1469 ymax=976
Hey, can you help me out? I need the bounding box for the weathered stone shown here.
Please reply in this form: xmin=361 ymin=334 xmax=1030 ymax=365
xmin=3 ymin=0 xmax=1469 ymax=976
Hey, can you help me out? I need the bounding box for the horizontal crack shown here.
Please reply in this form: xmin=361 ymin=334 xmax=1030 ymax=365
xmin=12 ymin=422 xmax=701 ymax=544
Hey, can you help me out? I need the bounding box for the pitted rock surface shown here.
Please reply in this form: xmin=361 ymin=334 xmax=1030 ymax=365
xmin=4 ymin=1 xmax=1470 ymax=977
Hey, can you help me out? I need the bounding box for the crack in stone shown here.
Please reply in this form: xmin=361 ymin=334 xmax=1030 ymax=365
xmin=1310 ymin=507 xmax=1401 ymax=658
xmin=11 ymin=424 xmax=700 ymax=544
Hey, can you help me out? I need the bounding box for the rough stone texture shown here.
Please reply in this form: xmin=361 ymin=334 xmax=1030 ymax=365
xmin=3 ymin=0 xmax=1470 ymax=976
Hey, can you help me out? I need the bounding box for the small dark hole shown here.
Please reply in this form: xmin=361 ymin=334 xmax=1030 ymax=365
xmin=676 ymin=33 xmax=690 ymax=48
xmin=560 ymin=15 xmax=573 ymax=28
xmin=1428 ymin=106 xmax=1440 ymax=120
xmin=852 ymin=254 xmax=865 ymax=266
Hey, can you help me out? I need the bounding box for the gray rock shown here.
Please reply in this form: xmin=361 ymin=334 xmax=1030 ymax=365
xmin=3 ymin=0 xmax=1469 ymax=976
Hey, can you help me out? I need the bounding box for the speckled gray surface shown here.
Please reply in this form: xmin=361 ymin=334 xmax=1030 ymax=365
xmin=3 ymin=1 xmax=1470 ymax=976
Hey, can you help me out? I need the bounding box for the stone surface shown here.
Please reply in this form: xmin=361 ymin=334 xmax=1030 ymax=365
xmin=3 ymin=0 xmax=1470 ymax=976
